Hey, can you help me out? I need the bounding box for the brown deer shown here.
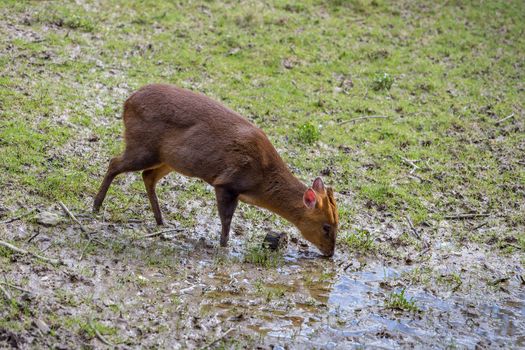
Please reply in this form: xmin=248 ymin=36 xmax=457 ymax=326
xmin=93 ymin=84 xmax=338 ymax=256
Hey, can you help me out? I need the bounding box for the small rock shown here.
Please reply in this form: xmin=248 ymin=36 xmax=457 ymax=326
xmin=0 ymin=206 xmax=8 ymax=219
xmin=227 ymin=47 xmax=240 ymax=55
xmin=262 ymin=231 xmax=288 ymax=251
xmin=36 ymin=211 xmax=61 ymax=226
xmin=34 ymin=319 xmax=50 ymax=334
xmin=282 ymin=58 xmax=295 ymax=69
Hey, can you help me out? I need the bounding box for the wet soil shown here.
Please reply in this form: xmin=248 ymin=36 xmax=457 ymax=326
xmin=1 ymin=201 xmax=524 ymax=349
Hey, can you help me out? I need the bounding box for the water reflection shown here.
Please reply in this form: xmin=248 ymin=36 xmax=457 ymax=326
xmin=196 ymin=247 xmax=525 ymax=348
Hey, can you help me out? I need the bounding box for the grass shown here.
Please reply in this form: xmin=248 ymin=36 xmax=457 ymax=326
xmin=296 ymin=122 xmax=321 ymax=144
xmin=0 ymin=0 xmax=522 ymax=242
xmin=340 ymin=229 xmax=376 ymax=252
xmin=371 ymin=72 xmax=394 ymax=91
xmin=244 ymin=244 xmax=283 ymax=268
xmin=254 ymin=279 xmax=288 ymax=302
xmin=0 ymin=12 xmax=524 ymax=348
xmin=437 ymin=273 xmax=462 ymax=291
xmin=385 ymin=288 xmax=419 ymax=312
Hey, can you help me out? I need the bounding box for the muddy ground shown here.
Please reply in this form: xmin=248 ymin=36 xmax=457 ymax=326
xmin=1 ymin=192 xmax=524 ymax=349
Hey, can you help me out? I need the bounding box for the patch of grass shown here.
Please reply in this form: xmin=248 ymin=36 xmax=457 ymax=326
xmin=0 ymin=292 xmax=32 ymax=331
xmin=144 ymin=245 xmax=181 ymax=270
xmin=385 ymin=288 xmax=419 ymax=312
xmin=254 ymin=279 xmax=287 ymax=302
xmin=244 ymin=244 xmax=283 ymax=268
xmin=34 ymin=5 xmax=96 ymax=32
xmin=86 ymin=320 xmax=117 ymax=338
xmin=296 ymin=122 xmax=321 ymax=145
xmin=371 ymin=72 xmax=394 ymax=91
xmin=304 ymin=271 xmax=335 ymax=287
xmin=437 ymin=273 xmax=462 ymax=291
xmin=63 ymin=316 xmax=117 ymax=340
xmin=402 ymin=267 xmax=433 ymax=287
xmin=54 ymin=289 xmax=79 ymax=307
xmin=0 ymin=245 xmax=15 ymax=260
xmin=341 ymin=229 xmax=376 ymax=252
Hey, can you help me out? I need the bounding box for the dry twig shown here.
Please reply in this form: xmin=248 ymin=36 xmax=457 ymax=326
xmin=90 ymin=322 xmax=115 ymax=347
xmin=143 ymin=228 xmax=184 ymax=239
xmin=400 ymin=156 xmax=420 ymax=174
xmin=0 ymin=281 xmax=31 ymax=294
xmin=444 ymin=213 xmax=490 ymax=220
xmin=472 ymin=221 xmax=488 ymax=230
xmin=495 ymin=113 xmax=514 ymax=125
xmin=405 ymin=215 xmax=430 ymax=249
xmin=338 ymin=115 xmax=388 ymax=125
xmin=0 ymin=240 xmax=61 ymax=265
xmin=405 ymin=215 xmax=421 ymax=240
xmin=0 ymin=283 xmax=12 ymax=300
xmin=414 ymin=247 xmax=431 ymax=259
xmin=0 ymin=209 xmax=35 ymax=224
xmin=26 ymin=229 xmax=41 ymax=243
xmin=58 ymin=201 xmax=87 ymax=233
xmin=203 ymin=328 xmax=234 ymax=349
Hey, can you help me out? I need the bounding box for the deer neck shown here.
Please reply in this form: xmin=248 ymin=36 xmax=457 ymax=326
xmin=250 ymin=168 xmax=308 ymax=228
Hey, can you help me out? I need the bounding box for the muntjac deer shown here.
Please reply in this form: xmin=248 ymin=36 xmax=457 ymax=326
xmin=93 ymin=84 xmax=339 ymax=256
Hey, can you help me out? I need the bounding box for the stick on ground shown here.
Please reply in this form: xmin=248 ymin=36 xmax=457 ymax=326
xmin=143 ymin=228 xmax=184 ymax=239
xmin=203 ymin=328 xmax=234 ymax=349
xmin=0 ymin=283 xmax=12 ymax=300
xmin=444 ymin=213 xmax=490 ymax=220
xmin=90 ymin=322 xmax=115 ymax=347
xmin=0 ymin=240 xmax=61 ymax=265
xmin=338 ymin=115 xmax=388 ymax=125
xmin=405 ymin=215 xmax=420 ymax=239
xmin=58 ymin=201 xmax=87 ymax=233
xmin=0 ymin=281 xmax=31 ymax=294
xmin=495 ymin=113 xmax=514 ymax=125
xmin=26 ymin=229 xmax=41 ymax=243
xmin=400 ymin=156 xmax=420 ymax=174
xmin=0 ymin=209 xmax=36 ymax=224
xmin=472 ymin=221 xmax=488 ymax=230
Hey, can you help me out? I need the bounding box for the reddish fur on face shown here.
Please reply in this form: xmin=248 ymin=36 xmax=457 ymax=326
xmin=94 ymin=84 xmax=339 ymax=256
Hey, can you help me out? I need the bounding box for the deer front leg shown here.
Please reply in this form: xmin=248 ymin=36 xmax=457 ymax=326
xmin=214 ymin=187 xmax=239 ymax=247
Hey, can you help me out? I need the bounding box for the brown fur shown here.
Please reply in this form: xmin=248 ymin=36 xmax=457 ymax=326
xmin=93 ymin=84 xmax=339 ymax=256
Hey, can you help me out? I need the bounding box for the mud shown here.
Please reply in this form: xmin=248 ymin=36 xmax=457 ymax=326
xmin=1 ymin=203 xmax=524 ymax=349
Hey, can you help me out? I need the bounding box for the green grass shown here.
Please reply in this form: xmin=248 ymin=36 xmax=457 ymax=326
xmin=385 ymin=288 xmax=419 ymax=312
xmin=244 ymin=244 xmax=283 ymax=268
xmin=371 ymin=72 xmax=394 ymax=91
xmin=0 ymin=0 xmax=523 ymax=249
xmin=340 ymin=229 xmax=376 ymax=252
xmin=254 ymin=280 xmax=288 ymax=302
xmin=296 ymin=122 xmax=321 ymax=144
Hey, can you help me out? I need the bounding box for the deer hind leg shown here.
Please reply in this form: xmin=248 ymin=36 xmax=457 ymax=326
xmin=93 ymin=150 xmax=160 ymax=213
xmin=142 ymin=164 xmax=173 ymax=225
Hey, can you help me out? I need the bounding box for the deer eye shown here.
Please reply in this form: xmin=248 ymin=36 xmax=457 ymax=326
xmin=323 ymin=224 xmax=331 ymax=236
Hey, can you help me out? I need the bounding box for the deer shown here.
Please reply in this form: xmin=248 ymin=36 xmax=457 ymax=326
xmin=93 ymin=84 xmax=338 ymax=256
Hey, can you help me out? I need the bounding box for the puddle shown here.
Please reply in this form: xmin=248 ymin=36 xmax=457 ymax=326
xmin=189 ymin=246 xmax=525 ymax=348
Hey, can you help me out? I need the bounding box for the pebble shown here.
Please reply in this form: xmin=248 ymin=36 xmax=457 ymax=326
xmin=36 ymin=211 xmax=61 ymax=226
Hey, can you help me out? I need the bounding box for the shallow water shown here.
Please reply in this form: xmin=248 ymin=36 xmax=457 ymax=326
xmin=193 ymin=247 xmax=525 ymax=348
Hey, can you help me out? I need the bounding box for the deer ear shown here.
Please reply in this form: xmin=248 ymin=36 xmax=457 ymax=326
xmin=303 ymin=188 xmax=317 ymax=209
xmin=312 ymin=177 xmax=325 ymax=194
